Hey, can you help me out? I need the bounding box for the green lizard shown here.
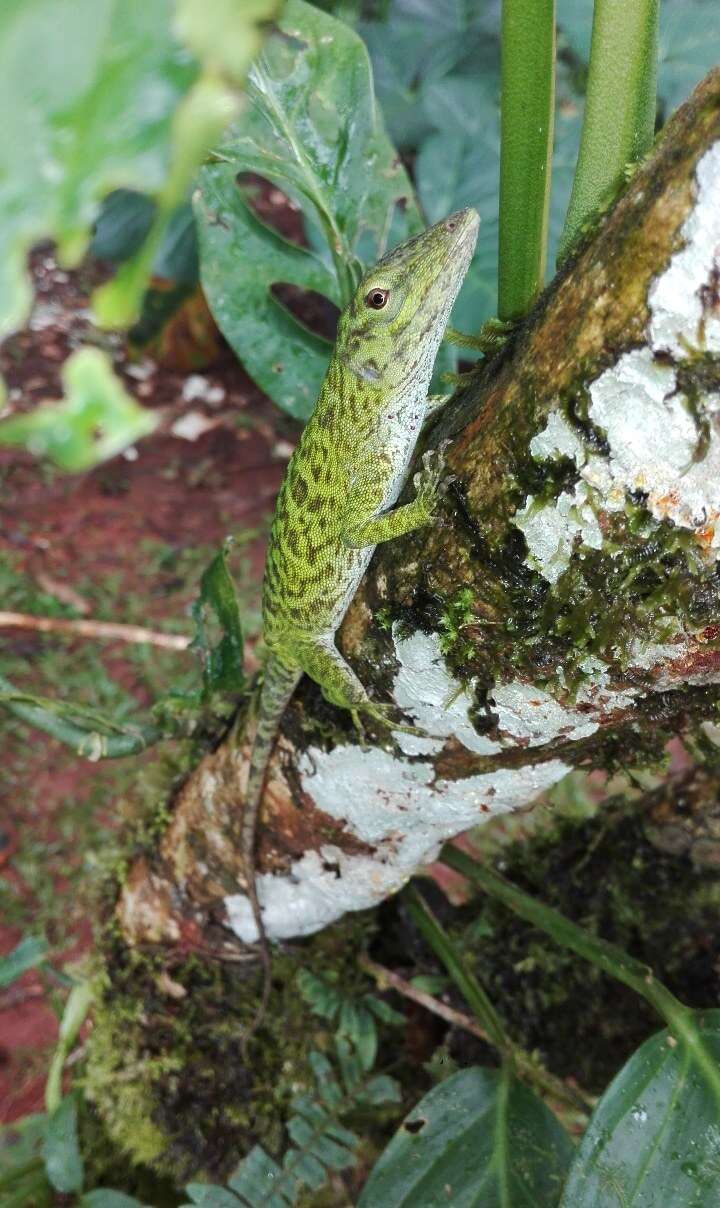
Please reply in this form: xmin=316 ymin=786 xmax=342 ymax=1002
xmin=241 ymin=207 xmax=479 ymax=1041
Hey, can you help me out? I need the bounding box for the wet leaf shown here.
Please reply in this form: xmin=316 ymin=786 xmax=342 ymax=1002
xmin=560 ymin=1010 xmax=720 ymax=1207
xmin=191 ymin=539 xmax=245 ymax=700
xmin=0 ymin=348 xmax=157 ymax=471
xmin=358 ymin=1066 xmax=573 ymax=1207
xmin=195 ymin=0 xmax=422 ymax=420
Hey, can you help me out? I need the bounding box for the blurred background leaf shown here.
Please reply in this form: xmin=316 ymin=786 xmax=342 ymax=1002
xmin=0 ymin=349 xmax=157 ymax=472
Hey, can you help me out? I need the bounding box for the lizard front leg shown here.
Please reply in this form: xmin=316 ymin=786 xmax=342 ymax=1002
xmin=340 ymin=446 xmax=450 ymax=548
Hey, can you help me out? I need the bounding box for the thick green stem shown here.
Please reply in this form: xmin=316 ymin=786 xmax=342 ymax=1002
xmin=498 ymin=0 xmax=556 ymax=320
xmin=403 ymin=884 xmax=590 ymax=1113
xmin=442 ymin=846 xmax=720 ymax=1103
xmin=558 ymin=0 xmax=658 ymax=262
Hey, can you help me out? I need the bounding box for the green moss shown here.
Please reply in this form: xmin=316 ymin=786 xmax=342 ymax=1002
xmin=84 ymin=911 xmax=382 ymax=1183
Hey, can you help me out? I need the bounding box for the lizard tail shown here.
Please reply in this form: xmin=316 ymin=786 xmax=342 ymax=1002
xmin=241 ymin=655 xmax=301 ymax=1052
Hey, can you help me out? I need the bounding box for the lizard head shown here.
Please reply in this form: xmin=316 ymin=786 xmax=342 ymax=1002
xmin=337 ymin=208 xmax=479 ymax=393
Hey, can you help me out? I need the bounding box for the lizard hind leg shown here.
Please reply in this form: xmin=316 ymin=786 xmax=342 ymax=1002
xmin=296 ymin=637 xmax=423 ymax=738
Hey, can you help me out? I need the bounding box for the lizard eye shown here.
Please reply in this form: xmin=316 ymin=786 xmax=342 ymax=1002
xmin=365 ymin=287 xmax=389 ymax=309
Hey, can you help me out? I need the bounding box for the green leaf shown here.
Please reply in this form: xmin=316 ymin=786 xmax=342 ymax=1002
xmin=183 ymin=1185 xmax=243 ymax=1207
xmin=46 ymin=980 xmax=94 ymax=1114
xmin=557 ymin=0 xmax=720 ymax=118
xmin=0 ymin=348 xmax=157 ymax=471
xmin=191 ymin=539 xmax=245 ymax=700
xmin=0 ymin=934 xmax=48 ymax=988
xmin=91 ymin=192 xmax=198 ymax=286
xmin=560 ymin=1010 xmax=720 ymax=1207
xmin=195 ymin=0 xmax=422 ymax=420
xmin=0 ymin=0 xmax=195 ymax=338
xmin=358 ymin=0 xmax=497 ymax=150
xmin=297 ymin=968 xmax=343 ymax=1021
xmin=90 ymin=190 xmax=157 ymax=263
xmin=358 ymin=1066 xmax=573 ymax=1207
xmin=81 ymin=1192 xmax=148 ymax=1208
xmin=42 ymin=1095 xmax=83 ymax=1195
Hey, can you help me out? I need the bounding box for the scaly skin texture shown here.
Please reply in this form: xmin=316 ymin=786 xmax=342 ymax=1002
xmin=241 ymin=209 xmax=479 ymax=1044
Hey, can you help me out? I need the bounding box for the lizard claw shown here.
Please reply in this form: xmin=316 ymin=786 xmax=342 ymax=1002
xmin=414 ymin=440 xmax=454 ymax=519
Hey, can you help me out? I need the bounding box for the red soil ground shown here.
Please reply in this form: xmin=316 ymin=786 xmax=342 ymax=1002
xmin=0 ymin=246 xmax=296 ymax=1123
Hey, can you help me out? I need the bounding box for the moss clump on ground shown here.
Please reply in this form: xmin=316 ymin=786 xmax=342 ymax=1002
xmin=83 ymin=912 xmax=381 ymax=1184
xmin=447 ymin=790 xmax=720 ymax=1093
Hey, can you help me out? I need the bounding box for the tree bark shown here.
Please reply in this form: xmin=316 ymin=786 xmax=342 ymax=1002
xmin=115 ymin=69 xmax=720 ymax=961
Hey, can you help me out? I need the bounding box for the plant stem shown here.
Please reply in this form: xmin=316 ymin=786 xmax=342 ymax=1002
xmin=558 ymin=0 xmax=658 ymax=262
xmin=442 ymin=845 xmax=720 ymax=1102
xmin=0 ymin=673 xmax=161 ymax=758
xmin=402 ymin=884 xmax=591 ymax=1113
xmin=359 ymin=953 xmax=493 ymax=1043
xmin=498 ymin=0 xmax=556 ymax=320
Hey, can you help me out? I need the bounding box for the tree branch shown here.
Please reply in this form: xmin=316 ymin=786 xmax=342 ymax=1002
xmin=116 ymin=71 xmax=720 ymax=964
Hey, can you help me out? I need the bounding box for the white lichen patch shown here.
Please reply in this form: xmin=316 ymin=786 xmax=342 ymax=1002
xmin=225 ymin=750 xmax=571 ymax=942
xmin=588 ymin=347 xmax=720 ymax=546
xmin=513 ymin=481 xmax=604 ymax=584
xmin=391 ymin=628 xmax=500 ymax=756
xmin=515 ymin=139 xmax=720 ymax=577
xmin=224 ymin=631 xmax=621 ymax=941
xmin=529 ymin=411 xmax=586 ymax=464
xmin=649 ymin=140 xmax=720 ymax=358
xmin=491 ymin=681 xmax=598 ymax=744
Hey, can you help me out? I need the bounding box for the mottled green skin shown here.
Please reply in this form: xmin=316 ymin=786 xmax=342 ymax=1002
xmin=241 ymin=209 xmax=479 ymax=1041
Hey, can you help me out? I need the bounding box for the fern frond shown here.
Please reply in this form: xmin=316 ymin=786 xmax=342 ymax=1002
xmin=182 ymin=1041 xmax=399 ymax=1208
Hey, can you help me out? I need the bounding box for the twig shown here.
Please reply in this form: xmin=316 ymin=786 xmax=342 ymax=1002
xmin=0 ymin=611 xmax=191 ymax=651
xmin=359 ymin=953 xmax=491 ymax=1042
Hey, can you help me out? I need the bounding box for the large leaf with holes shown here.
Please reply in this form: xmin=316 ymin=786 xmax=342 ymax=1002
xmin=358 ymin=1066 xmax=573 ymax=1207
xmin=560 ymin=1010 xmax=720 ymax=1207
xmin=195 ymin=0 xmax=422 ymax=420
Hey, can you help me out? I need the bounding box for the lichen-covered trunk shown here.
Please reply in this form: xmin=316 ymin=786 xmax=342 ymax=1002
xmin=115 ymin=71 xmax=720 ymax=968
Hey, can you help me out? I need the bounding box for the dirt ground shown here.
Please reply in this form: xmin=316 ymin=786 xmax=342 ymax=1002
xmin=0 ymin=243 xmax=298 ymax=1123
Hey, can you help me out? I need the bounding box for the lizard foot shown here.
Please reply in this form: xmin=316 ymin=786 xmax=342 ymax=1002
xmin=414 ymin=440 xmax=454 ymax=521
xmin=354 ymin=700 xmax=431 ymax=739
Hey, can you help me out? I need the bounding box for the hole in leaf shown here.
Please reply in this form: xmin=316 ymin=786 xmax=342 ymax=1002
xmin=271 ymin=283 xmax=339 ymax=343
xmin=404 ymin=1117 xmax=426 ymax=1134
xmin=237 ymin=172 xmax=306 ymax=248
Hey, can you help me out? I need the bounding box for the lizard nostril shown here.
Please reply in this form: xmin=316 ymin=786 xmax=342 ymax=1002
xmin=447 ymin=220 xmax=456 ymax=230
